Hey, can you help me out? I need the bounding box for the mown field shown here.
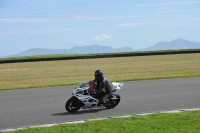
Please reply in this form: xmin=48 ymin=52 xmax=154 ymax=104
xmin=0 ymin=53 xmax=200 ymax=90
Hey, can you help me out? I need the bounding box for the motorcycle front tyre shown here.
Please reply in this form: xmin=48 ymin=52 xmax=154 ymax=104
xmin=65 ymin=96 xmax=81 ymax=113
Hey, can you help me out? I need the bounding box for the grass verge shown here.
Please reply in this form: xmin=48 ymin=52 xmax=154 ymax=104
xmin=1 ymin=49 xmax=199 ymax=64
xmin=2 ymin=110 xmax=200 ymax=133
xmin=0 ymin=53 xmax=200 ymax=90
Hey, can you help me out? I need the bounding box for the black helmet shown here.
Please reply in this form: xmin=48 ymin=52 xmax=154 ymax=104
xmin=94 ymin=70 xmax=104 ymax=81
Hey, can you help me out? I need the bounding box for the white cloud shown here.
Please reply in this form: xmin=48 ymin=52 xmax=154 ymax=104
xmin=171 ymin=33 xmax=184 ymax=39
xmin=0 ymin=15 xmax=139 ymax=23
xmin=137 ymin=1 xmax=200 ymax=7
xmin=69 ymin=1 xmax=200 ymax=8
xmin=0 ymin=28 xmax=81 ymax=38
xmin=118 ymin=22 xmax=150 ymax=27
xmin=74 ymin=41 xmax=84 ymax=44
xmin=0 ymin=14 xmax=92 ymax=23
xmin=90 ymin=34 xmax=112 ymax=41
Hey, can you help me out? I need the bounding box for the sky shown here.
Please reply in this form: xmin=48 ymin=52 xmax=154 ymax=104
xmin=0 ymin=0 xmax=200 ymax=57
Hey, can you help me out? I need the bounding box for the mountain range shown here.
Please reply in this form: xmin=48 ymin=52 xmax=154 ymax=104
xmin=141 ymin=39 xmax=200 ymax=51
xmin=15 ymin=44 xmax=133 ymax=57
xmin=6 ymin=39 xmax=200 ymax=57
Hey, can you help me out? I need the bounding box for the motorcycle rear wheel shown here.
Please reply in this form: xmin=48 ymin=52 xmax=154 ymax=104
xmin=112 ymin=94 xmax=121 ymax=107
xmin=104 ymin=94 xmax=121 ymax=109
xmin=65 ymin=97 xmax=81 ymax=113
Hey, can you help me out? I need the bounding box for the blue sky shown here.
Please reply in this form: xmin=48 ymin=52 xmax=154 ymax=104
xmin=0 ymin=0 xmax=200 ymax=57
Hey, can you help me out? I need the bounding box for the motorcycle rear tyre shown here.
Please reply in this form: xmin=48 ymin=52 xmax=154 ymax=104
xmin=113 ymin=94 xmax=121 ymax=107
xmin=104 ymin=94 xmax=120 ymax=109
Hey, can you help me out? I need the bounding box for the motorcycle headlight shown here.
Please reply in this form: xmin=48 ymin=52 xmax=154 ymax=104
xmin=72 ymin=89 xmax=76 ymax=95
xmin=72 ymin=88 xmax=83 ymax=95
xmin=76 ymin=90 xmax=83 ymax=94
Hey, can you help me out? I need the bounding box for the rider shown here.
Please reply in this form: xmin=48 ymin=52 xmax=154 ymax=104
xmin=88 ymin=70 xmax=114 ymax=105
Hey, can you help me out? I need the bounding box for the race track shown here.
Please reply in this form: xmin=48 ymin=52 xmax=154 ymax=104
xmin=0 ymin=77 xmax=200 ymax=130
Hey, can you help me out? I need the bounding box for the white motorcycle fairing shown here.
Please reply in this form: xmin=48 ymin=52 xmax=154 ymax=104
xmin=65 ymin=81 xmax=123 ymax=112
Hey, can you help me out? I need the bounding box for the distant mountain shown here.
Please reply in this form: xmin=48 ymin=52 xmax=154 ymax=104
xmin=141 ymin=39 xmax=200 ymax=51
xmin=4 ymin=39 xmax=200 ymax=58
xmin=13 ymin=44 xmax=134 ymax=57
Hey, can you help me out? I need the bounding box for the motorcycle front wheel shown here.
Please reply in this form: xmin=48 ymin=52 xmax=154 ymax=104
xmin=65 ymin=97 xmax=81 ymax=113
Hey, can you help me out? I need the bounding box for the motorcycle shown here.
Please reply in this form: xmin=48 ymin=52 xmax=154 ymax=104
xmin=65 ymin=81 xmax=123 ymax=113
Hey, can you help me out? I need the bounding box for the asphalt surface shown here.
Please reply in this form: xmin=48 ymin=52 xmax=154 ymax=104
xmin=0 ymin=77 xmax=200 ymax=130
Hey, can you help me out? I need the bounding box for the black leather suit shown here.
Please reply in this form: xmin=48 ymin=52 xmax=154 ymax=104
xmin=88 ymin=77 xmax=113 ymax=103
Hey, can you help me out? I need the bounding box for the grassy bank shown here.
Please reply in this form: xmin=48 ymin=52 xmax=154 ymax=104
xmin=0 ymin=53 xmax=200 ymax=90
xmin=0 ymin=49 xmax=200 ymax=64
xmin=2 ymin=110 xmax=200 ymax=133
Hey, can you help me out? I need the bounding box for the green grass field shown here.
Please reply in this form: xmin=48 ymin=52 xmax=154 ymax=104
xmin=2 ymin=110 xmax=200 ymax=133
xmin=0 ymin=53 xmax=200 ymax=90
xmin=1 ymin=53 xmax=200 ymax=133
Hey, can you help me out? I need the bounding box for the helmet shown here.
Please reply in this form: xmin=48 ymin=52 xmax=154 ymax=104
xmin=94 ymin=70 xmax=104 ymax=81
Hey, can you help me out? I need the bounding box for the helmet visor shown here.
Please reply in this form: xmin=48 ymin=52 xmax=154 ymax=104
xmin=95 ymin=75 xmax=102 ymax=81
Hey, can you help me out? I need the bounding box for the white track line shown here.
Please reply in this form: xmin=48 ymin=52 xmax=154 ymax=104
xmin=0 ymin=68 xmax=30 ymax=72
xmin=1 ymin=108 xmax=200 ymax=132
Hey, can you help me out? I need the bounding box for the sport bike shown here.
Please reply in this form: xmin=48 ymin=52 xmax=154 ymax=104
xmin=65 ymin=81 xmax=123 ymax=113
